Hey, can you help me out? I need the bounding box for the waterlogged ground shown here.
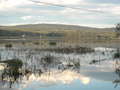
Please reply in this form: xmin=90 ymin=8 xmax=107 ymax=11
xmin=0 ymin=47 xmax=120 ymax=90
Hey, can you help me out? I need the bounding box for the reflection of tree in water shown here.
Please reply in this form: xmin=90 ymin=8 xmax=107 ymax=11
xmin=113 ymin=66 xmax=120 ymax=88
xmin=0 ymin=54 xmax=80 ymax=88
xmin=113 ymin=71 xmax=120 ymax=88
xmin=0 ymin=59 xmax=23 ymax=88
xmin=113 ymin=48 xmax=120 ymax=88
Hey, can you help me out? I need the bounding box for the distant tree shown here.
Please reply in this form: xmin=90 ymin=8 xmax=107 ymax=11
xmin=115 ymin=23 xmax=120 ymax=37
xmin=0 ymin=53 xmax=1 ymax=61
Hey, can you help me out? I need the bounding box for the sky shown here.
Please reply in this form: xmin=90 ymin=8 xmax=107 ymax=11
xmin=0 ymin=0 xmax=120 ymax=28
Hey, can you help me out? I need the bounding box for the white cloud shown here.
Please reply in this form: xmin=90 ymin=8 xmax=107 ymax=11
xmin=0 ymin=0 xmax=120 ymax=27
xmin=21 ymin=16 xmax=33 ymax=20
xmin=32 ymin=0 xmax=120 ymax=16
xmin=21 ymin=16 xmax=47 ymax=21
xmin=105 ymin=5 xmax=120 ymax=15
xmin=33 ymin=0 xmax=86 ymax=5
xmin=0 ymin=0 xmax=33 ymax=11
xmin=88 ymin=3 xmax=120 ymax=16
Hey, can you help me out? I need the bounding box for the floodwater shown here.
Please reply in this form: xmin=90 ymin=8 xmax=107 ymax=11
xmin=0 ymin=47 xmax=120 ymax=90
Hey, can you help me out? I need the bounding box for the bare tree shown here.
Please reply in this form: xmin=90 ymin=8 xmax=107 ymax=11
xmin=115 ymin=23 xmax=120 ymax=37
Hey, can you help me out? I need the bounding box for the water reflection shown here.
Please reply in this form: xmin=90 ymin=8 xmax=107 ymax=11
xmin=113 ymin=58 xmax=120 ymax=88
xmin=0 ymin=47 xmax=120 ymax=89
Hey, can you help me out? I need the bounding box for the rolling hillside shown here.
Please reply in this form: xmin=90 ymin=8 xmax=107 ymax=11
xmin=0 ymin=24 xmax=118 ymax=47
xmin=0 ymin=24 xmax=114 ymax=33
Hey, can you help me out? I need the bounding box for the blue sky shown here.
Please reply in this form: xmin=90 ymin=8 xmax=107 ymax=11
xmin=0 ymin=0 xmax=120 ymax=28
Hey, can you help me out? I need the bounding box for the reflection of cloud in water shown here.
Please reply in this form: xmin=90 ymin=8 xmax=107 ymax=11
xmin=80 ymin=77 xmax=90 ymax=85
xmin=94 ymin=47 xmax=115 ymax=51
xmin=0 ymin=47 xmax=119 ymax=88
xmin=0 ymin=65 xmax=5 ymax=70
xmin=0 ymin=63 xmax=6 ymax=70
xmin=20 ymin=70 xmax=90 ymax=88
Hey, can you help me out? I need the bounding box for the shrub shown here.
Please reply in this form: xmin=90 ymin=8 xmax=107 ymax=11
xmin=5 ymin=44 xmax=12 ymax=48
xmin=34 ymin=42 xmax=39 ymax=45
xmin=49 ymin=42 xmax=56 ymax=46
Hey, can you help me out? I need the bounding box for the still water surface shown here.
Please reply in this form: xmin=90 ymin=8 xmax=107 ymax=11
xmin=0 ymin=47 xmax=120 ymax=90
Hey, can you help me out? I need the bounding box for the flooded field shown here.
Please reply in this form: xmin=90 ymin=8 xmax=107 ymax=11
xmin=0 ymin=46 xmax=120 ymax=90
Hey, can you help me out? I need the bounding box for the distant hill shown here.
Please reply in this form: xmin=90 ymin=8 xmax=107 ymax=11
xmin=0 ymin=24 xmax=119 ymax=47
xmin=0 ymin=24 xmax=114 ymax=32
xmin=0 ymin=24 xmax=115 ymax=40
